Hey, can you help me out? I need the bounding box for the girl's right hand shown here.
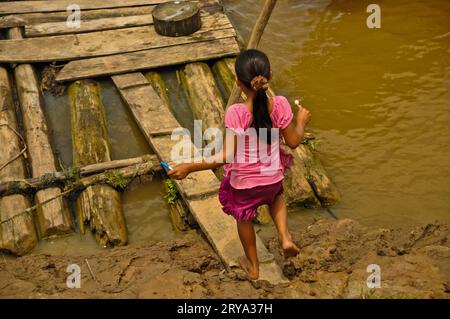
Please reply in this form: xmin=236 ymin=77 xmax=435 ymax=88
xmin=296 ymin=104 xmax=311 ymax=126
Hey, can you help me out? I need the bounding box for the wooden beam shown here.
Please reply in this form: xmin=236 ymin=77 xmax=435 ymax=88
xmin=56 ymin=37 xmax=240 ymax=82
xmin=0 ymin=12 xmax=234 ymax=63
xmin=0 ymin=0 xmax=165 ymax=15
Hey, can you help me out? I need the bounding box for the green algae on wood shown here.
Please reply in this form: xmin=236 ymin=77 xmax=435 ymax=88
xmin=69 ymin=79 xmax=127 ymax=247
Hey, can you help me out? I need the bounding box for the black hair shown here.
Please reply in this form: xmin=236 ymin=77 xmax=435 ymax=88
xmin=235 ymin=49 xmax=273 ymax=144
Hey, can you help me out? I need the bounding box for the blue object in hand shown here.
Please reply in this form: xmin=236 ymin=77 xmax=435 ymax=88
xmin=160 ymin=161 xmax=173 ymax=171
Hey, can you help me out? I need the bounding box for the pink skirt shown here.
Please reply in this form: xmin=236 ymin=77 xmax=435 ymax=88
xmin=218 ymin=147 xmax=293 ymax=221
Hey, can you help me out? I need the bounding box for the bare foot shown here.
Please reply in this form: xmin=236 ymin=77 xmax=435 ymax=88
xmin=282 ymin=241 xmax=300 ymax=259
xmin=238 ymin=256 xmax=259 ymax=280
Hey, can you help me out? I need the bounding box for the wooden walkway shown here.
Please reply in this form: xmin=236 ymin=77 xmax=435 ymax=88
xmin=112 ymin=72 xmax=287 ymax=284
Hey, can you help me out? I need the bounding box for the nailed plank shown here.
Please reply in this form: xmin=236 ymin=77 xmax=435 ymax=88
xmin=111 ymin=73 xmax=181 ymax=136
xmin=0 ymin=0 xmax=165 ymax=15
xmin=57 ymin=37 xmax=240 ymax=82
xmin=0 ymin=12 xmax=234 ymax=63
xmin=24 ymin=5 xmax=222 ymax=37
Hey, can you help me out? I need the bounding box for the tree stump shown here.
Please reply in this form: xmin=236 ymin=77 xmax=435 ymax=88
xmin=152 ymin=1 xmax=201 ymax=37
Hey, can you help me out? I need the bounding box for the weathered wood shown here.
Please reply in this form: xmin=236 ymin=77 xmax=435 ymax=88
xmin=0 ymin=1 xmax=220 ymax=29
xmin=187 ymin=196 xmax=287 ymax=284
xmin=0 ymin=6 xmax=155 ymax=29
xmin=111 ymin=72 xmax=181 ymax=136
xmin=227 ymin=0 xmax=278 ymax=107
xmin=26 ymin=14 xmax=155 ymax=37
xmin=8 ymin=27 xmax=73 ymax=239
xmin=295 ymin=145 xmax=340 ymax=206
xmin=153 ymin=1 xmax=201 ymax=37
xmin=0 ymin=155 xmax=161 ymax=197
xmin=69 ymin=80 xmax=127 ymax=247
xmin=0 ymin=12 xmax=234 ymax=63
xmin=23 ymin=4 xmax=222 ymax=37
xmin=56 ymin=36 xmax=240 ymax=82
xmin=112 ymin=72 xmax=286 ymax=284
xmin=0 ymin=66 xmax=37 ymax=256
xmin=212 ymin=58 xmax=320 ymax=207
xmin=0 ymin=0 xmax=165 ymax=15
xmin=179 ymin=62 xmax=225 ymax=134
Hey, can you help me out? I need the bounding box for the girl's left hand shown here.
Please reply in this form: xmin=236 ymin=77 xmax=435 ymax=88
xmin=167 ymin=163 xmax=192 ymax=180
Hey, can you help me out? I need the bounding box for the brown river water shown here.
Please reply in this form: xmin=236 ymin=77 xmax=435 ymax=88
xmin=37 ymin=0 xmax=449 ymax=253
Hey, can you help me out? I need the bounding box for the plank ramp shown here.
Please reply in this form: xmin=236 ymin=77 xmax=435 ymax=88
xmin=111 ymin=72 xmax=287 ymax=285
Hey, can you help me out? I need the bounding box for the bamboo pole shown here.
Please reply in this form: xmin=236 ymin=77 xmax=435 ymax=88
xmin=0 ymin=66 xmax=38 ymax=255
xmin=69 ymin=79 xmax=127 ymax=247
xmin=8 ymin=27 xmax=73 ymax=239
xmin=226 ymin=0 xmax=278 ymax=107
xmin=0 ymin=154 xmax=160 ymax=197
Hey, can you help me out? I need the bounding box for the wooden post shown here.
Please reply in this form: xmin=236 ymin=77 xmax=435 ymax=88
xmin=226 ymin=0 xmax=278 ymax=107
xmin=0 ymin=66 xmax=38 ymax=255
xmin=69 ymin=80 xmax=127 ymax=247
xmin=8 ymin=27 xmax=73 ymax=239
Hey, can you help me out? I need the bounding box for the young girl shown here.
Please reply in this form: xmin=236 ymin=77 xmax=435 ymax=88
xmin=168 ymin=49 xmax=311 ymax=280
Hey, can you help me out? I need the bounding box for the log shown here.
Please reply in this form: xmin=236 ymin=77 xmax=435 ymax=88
xmin=227 ymin=0 xmax=278 ymax=107
xmin=8 ymin=27 xmax=73 ymax=239
xmin=68 ymin=80 xmax=127 ymax=247
xmin=0 ymin=161 xmax=157 ymax=229
xmin=0 ymin=155 xmax=161 ymax=197
xmin=153 ymin=1 xmax=201 ymax=37
xmin=0 ymin=66 xmax=37 ymax=255
xmin=145 ymin=71 xmax=194 ymax=232
xmin=212 ymin=58 xmax=320 ymax=207
xmin=56 ymin=37 xmax=240 ymax=82
xmin=0 ymin=12 xmax=234 ymax=63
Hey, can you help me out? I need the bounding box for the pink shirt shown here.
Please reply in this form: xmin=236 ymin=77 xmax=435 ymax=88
xmin=224 ymin=96 xmax=294 ymax=189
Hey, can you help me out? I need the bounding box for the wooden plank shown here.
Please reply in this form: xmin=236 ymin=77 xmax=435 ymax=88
xmin=57 ymin=37 xmax=240 ymax=82
xmin=0 ymin=12 xmax=234 ymax=62
xmin=187 ymin=197 xmax=287 ymax=284
xmin=24 ymin=6 xmax=222 ymax=37
xmin=112 ymin=72 xmax=286 ymax=284
xmin=8 ymin=28 xmax=73 ymax=239
xmin=0 ymin=6 xmax=155 ymax=29
xmin=0 ymin=1 xmax=220 ymax=29
xmin=0 ymin=0 xmax=165 ymax=15
xmin=111 ymin=73 xmax=181 ymax=135
xmin=111 ymin=73 xmax=220 ymax=199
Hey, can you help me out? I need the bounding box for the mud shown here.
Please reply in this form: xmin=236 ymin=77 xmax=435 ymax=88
xmin=0 ymin=219 xmax=449 ymax=299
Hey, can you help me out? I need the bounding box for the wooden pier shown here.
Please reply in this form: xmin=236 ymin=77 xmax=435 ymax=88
xmin=0 ymin=0 xmax=339 ymax=284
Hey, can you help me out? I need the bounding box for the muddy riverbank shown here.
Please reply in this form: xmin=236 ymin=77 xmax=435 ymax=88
xmin=1 ymin=218 xmax=448 ymax=299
